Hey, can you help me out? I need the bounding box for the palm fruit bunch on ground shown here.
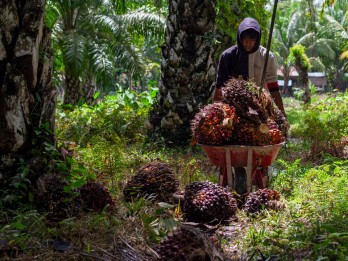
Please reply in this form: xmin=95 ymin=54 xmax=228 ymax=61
xmin=79 ymin=181 xmax=115 ymax=213
xmin=154 ymin=225 xmax=225 ymax=260
xmin=123 ymin=161 xmax=179 ymax=202
xmin=190 ymin=102 xmax=239 ymax=145
xmin=244 ymin=188 xmax=284 ymax=214
xmin=191 ymin=78 xmax=288 ymax=146
xmin=183 ymin=181 xmax=238 ymax=223
xmin=35 ymin=174 xmax=82 ymax=221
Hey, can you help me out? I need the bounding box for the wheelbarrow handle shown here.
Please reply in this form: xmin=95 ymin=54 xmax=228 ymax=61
xmin=260 ymin=0 xmax=279 ymax=91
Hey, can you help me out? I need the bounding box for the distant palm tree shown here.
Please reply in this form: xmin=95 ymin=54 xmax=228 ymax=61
xmin=46 ymin=0 xmax=165 ymax=105
xmin=316 ymin=9 xmax=348 ymax=90
xmin=274 ymin=0 xmax=348 ymax=92
xmin=290 ymin=44 xmax=311 ymax=103
xmin=273 ymin=0 xmax=314 ymax=96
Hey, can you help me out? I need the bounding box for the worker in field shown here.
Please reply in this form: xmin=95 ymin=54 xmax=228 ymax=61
xmin=212 ymin=17 xmax=286 ymax=192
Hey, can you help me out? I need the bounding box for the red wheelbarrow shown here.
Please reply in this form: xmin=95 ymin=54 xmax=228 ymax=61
xmin=199 ymin=143 xmax=284 ymax=194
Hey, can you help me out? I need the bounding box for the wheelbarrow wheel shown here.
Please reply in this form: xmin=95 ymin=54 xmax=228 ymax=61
xmin=235 ymin=167 xmax=247 ymax=194
xmin=219 ymin=166 xmax=248 ymax=194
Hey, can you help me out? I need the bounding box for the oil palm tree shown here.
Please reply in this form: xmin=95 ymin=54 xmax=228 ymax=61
xmin=46 ymin=0 xmax=165 ymax=105
xmin=290 ymin=44 xmax=311 ymax=103
xmin=317 ymin=1 xmax=348 ymax=90
xmin=149 ymin=0 xmax=217 ymax=145
xmin=274 ymin=0 xmax=348 ymax=93
xmin=0 ymin=0 xmax=56 ymax=194
xmin=273 ymin=0 xmax=315 ymax=96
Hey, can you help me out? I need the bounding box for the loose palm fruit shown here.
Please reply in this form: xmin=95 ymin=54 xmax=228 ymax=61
xmin=244 ymin=188 xmax=283 ymax=214
xmin=80 ymin=181 xmax=115 ymax=213
xmin=123 ymin=161 xmax=179 ymax=202
xmin=183 ymin=181 xmax=237 ymax=223
xmin=155 ymin=225 xmax=225 ymax=260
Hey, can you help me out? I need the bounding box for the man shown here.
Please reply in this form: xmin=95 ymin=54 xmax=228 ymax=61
xmin=212 ymin=17 xmax=286 ymax=192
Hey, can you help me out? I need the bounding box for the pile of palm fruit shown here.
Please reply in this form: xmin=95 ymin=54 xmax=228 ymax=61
xmin=244 ymin=188 xmax=284 ymax=214
xmin=36 ymin=175 xmax=81 ymax=221
xmin=155 ymin=225 xmax=225 ymax=260
xmin=123 ymin=161 xmax=179 ymax=202
xmin=191 ymin=78 xmax=288 ymax=146
xmin=36 ymin=175 xmax=116 ymax=220
xmin=183 ymin=181 xmax=238 ymax=223
xmin=79 ymin=181 xmax=115 ymax=213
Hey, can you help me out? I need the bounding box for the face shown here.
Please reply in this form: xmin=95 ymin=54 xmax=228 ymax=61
xmin=241 ymin=37 xmax=257 ymax=52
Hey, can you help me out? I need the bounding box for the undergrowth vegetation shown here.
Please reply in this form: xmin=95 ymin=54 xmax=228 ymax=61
xmin=1 ymin=91 xmax=348 ymax=260
xmin=240 ymin=155 xmax=348 ymax=260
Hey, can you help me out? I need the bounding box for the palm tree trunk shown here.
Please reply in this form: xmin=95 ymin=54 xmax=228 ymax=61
xmin=0 ymin=0 xmax=55 ymax=184
xmin=63 ymin=73 xmax=82 ymax=105
xmin=63 ymin=73 xmax=98 ymax=105
xmin=149 ymin=0 xmax=217 ymax=145
xmin=82 ymin=76 xmax=97 ymax=104
xmin=281 ymin=66 xmax=292 ymax=96
xmin=296 ymin=63 xmax=311 ymax=104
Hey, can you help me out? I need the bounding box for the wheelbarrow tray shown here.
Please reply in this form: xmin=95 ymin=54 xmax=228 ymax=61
xmin=199 ymin=143 xmax=284 ymax=191
xmin=199 ymin=143 xmax=283 ymax=168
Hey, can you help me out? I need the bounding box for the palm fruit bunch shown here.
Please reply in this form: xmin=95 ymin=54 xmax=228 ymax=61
xmin=154 ymin=225 xmax=224 ymax=260
xmin=244 ymin=188 xmax=284 ymax=214
xmin=190 ymin=102 xmax=239 ymax=145
xmin=191 ymin=78 xmax=288 ymax=146
xmin=79 ymin=181 xmax=115 ymax=213
xmin=266 ymin=118 xmax=285 ymax=145
xmin=35 ymin=174 xmax=82 ymax=221
xmin=222 ymin=78 xmax=288 ymax=146
xmin=123 ymin=161 xmax=179 ymax=202
xmin=222 ymin=78 xmax=268 ymax=123
xmin=183 ymin=181 xmax=237 ymax=223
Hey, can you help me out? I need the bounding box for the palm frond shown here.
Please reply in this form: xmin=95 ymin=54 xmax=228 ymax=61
xmin=86 ymin=43 xmax=115 ymax=84
xmin=279 ymin=42 xmax=289 ymax=58
xmin=113 ymin=39 xmax=146 ymax=77
xmin=45 ymin=1 xmax=61 ymax=29
xmin=309 ymin=57 xmax=325 ymax=71
xmin=62 ymin=31 xmax=86 ymax=77
xmin=297 ymin=32 xmax=315 ymax=46
xmin=322 ymin=14 xmax=348 ymax=39
xmin=287 ymin=11 xmax=302 ymax=44
xmin=118 ymin=9 xmax=166 ymax=38
xmin=90 ymin=15 xmax=124 ymax=40
xmin=307 ymin=39 xmax=336 ymax=60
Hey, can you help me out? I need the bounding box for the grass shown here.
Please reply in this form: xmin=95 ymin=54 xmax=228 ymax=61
xmin=235 ymin=158 xmax=348 ymax=260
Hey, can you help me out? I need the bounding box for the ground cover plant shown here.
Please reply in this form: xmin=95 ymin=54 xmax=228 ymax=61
xmin=1 ymin=91 xmax=348 ymax=260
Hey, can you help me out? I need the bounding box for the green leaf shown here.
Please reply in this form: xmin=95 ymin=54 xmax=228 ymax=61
xmin=93 ymin=91 xmax=101 ymax=100
xmin=12 ymin=222 xmax=26 ymax=230
xmin=70 ymin=179 xmax=86 ymax=189
xmin=65 ymin=155 xmax=74 ymax=164
xmin=155 ymin=208 xmax=165 ymax=215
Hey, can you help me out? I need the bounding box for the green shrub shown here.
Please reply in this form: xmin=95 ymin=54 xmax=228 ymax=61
xmin=291 ymin=92 xmax=348 ymax=160
xmin=56 ymin=90 xmax=154 ymax=146
xmin=55 ymin=89 xmax=157 ymax=186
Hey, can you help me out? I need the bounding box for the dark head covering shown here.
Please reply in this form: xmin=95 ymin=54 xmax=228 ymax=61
xmin=237 ymin=18 xmax=261 ymax=54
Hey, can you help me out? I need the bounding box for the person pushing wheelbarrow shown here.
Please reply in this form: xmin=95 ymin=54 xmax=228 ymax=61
xmin=211 ymin=17 xmax=287 ymax=193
